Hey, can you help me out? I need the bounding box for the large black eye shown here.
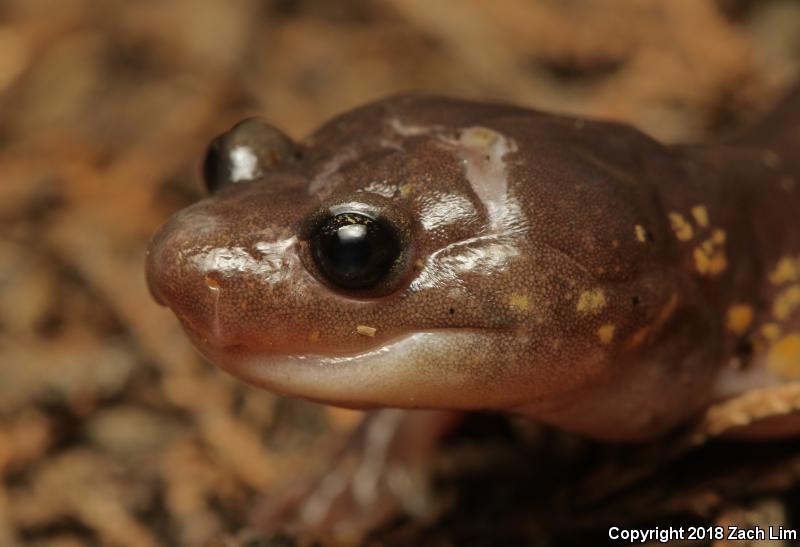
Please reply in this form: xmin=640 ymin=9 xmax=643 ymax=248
xmin=311 ymin=212 xmax=401 ymax=289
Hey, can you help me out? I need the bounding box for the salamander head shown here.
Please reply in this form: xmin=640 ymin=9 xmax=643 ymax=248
xmin=147 ymin=95 xmax=711 ymax=435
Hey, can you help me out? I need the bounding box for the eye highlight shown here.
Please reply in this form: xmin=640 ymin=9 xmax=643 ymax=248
xmin=311 ymin=212 xmax=401 ymax=290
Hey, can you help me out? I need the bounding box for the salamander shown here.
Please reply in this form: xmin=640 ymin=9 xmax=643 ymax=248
xmin=146 ymin=87 xmax=800 ymax=442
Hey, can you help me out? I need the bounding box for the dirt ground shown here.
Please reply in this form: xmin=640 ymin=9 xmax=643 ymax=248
xmin=1 ymin=1 xmax=800 ymax=546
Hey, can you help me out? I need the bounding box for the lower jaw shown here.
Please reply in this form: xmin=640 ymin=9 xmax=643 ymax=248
xmin=187 ymin=328 xmax=520 ymax=411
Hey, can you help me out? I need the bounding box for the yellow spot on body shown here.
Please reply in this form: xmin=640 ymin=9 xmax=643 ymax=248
xmin=773 ymin=285 xmax=800 ymax=320
xmin=576 ymin=289 xmax=607 ymax=314
xmin=693 ymin=247 xmax=722 ymax=275
xmin=308 ymin=330 xmax=320 ymax=343
xmin=761 ymin=323 xmax=782 ymax=341
xmin=780 ymin=176 xmax=796 ymax=193
xmin=399 ymin=184 xmax=413 ymax=197
xmin=770 ymin=257 xmax=800 ymax=285
xmin=725 ymin=305 xmax=753 ymax=335
xmin=690 ymin=205 xmax=709 ymax=228
xmin=668 ymin=212 xmax=694 ymax=241
xmin=508 ymin=293 xmax=529 ymax=311
xmin=693 ymin=230 xmax=727 ymax=276
xmin=634 ymin=224 xmax=647 ymax=243
xmin=767 ymin=334 xmax=800 ymax=379
xmin=356 ymin=325 xmax=377 ymax=337
xmin=597 ymin=324 xmax=615 ymax=344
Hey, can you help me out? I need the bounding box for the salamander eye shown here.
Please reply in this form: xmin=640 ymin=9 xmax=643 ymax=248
xmin=202 ymin=118 xmax=301 ymax=194
xmin=311 ymin=212 xmax=401 ymax=290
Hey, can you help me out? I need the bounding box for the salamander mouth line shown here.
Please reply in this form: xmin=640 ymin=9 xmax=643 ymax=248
xmin=180 ymin=322 xmax=509 ymax=361
xmin=193 ymin=327 xmax=539 ymax=413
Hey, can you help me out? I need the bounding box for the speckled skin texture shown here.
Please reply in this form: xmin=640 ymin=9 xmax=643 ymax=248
xmin=147 ymin=89 xmax=800 ymax=441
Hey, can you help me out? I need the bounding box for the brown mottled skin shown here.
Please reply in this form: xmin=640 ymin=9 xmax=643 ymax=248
xmin=147 ymin=86 xmax=800 ymax=442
